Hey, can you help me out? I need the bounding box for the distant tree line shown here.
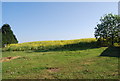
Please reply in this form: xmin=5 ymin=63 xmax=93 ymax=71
xmin=0 ymin=24 xmax=18 ymax=47
xmin=94 ymin=13 xmax=120 ymax=46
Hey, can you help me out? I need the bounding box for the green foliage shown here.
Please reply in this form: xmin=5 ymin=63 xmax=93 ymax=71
xmin=94 ymin=13 xmax=120 ymax=46
xmin=1 ymin=24 xmax=18 ymax=47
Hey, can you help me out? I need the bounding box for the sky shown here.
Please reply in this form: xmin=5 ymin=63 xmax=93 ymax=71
xmin=2 ymin=2 xmax=118 ymax=43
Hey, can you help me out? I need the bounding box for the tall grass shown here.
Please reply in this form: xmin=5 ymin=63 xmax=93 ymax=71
xmin=3 ymin=38 xmax=97 ymax=51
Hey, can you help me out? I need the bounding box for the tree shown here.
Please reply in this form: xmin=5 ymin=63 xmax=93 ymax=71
xmin=1 ymin=24 xmax=18 ymax=47
xmin=94 ymin=13 xmax=120 ymax=46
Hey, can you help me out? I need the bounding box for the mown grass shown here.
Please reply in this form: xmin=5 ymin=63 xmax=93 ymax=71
xmin=2 ymin=38 xmax=119 ymax=79
xmin=2 ymin=47 xmax=119 ymax=79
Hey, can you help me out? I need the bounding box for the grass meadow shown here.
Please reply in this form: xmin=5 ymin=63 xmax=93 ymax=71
xmin=2 ymin=38 xmax=120 ymax=79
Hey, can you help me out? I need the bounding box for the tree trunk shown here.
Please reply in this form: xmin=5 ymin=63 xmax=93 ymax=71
xmin=111 ymin=34 xmax=114 ymax=46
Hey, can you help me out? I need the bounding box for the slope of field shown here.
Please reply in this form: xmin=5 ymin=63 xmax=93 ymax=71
xmin=3 ymin=38 xmax=97 ymax=51
xmin=2 ymin=47 xmax=119 ymax=79
xmin=2 ymin=38 xmax=119 ymax=79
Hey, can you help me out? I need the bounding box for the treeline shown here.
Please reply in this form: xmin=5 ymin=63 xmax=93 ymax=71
xmin=0 ymin=24 xmax=18 ymax=47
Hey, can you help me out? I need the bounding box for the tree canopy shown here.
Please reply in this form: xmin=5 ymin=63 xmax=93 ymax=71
xmin=0 ymin=24 xmax=18 ymax=47
xmin=94 ymin=13 xmax=120 ymax=46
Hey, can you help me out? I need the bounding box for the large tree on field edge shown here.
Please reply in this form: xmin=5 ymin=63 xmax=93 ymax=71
xmin=0 ymin=24 xmax=18 ymax=47
xmin=94 ymin=13 xmax=120 ymax=46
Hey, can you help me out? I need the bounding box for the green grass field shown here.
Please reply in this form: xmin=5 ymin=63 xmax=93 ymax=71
xmin=2 ymin=38 xmax=120 ymax=79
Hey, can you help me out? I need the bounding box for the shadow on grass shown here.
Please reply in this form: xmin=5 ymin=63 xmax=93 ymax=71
xmin=34 ymin=41 xmax=100 ymax=52
xmin=100 ymin=47 xmax=120 ymax=57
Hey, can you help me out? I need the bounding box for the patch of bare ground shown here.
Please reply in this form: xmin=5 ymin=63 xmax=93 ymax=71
xmin=47 ymin=67 xmax=60 ymax=72
xmin=0 ymin=56 xmax=21 ymax=62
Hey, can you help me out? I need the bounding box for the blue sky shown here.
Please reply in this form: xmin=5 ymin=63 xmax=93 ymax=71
xmin=2 ymin=2 xmax=118 ymax=43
